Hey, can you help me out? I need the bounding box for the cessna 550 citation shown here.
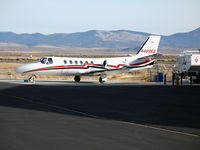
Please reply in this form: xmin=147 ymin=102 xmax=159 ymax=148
xmin=14 ymin=36 xmax=161 ymax=83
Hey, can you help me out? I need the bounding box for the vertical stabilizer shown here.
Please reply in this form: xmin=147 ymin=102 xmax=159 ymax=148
xmin=136 ymin=36 xmax=161 ymax=58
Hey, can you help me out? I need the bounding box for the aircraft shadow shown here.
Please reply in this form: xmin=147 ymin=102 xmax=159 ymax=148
xmin=0 ymin=82 xmax=200 ymax=135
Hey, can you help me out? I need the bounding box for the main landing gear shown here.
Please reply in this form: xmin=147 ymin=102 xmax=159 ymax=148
xmin=99 ymin=76 xmax=107 ymax=83
xmin=74 ymin=75 xmax=107 ymax=83
xmin=74 ymin=76 xmax=81 ymax=82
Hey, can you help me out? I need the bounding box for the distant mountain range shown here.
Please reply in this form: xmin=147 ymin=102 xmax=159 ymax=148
xmin=0 ymin=27 xmax=200 ymax=52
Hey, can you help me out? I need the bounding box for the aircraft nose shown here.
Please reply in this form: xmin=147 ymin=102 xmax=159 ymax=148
xmin=14 ymin=64 xmax=30 ymax=73
xmin=14 ymin=63 xmax=37 ymax=73
xmin=14 ymin=65 xmax=24 ymax=73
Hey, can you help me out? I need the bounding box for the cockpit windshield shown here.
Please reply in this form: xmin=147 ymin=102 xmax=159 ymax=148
xmin=40 ymin=57 xmax=47 ymax=64
xmin=39 ymin=57 xmax=53 ymax=64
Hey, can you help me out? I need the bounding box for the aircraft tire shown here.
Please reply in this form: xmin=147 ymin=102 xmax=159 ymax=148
xmin=99 ymin=77 xmax=105 ymax=83
xmin=74 ymin=76 xmax=80 ymax=82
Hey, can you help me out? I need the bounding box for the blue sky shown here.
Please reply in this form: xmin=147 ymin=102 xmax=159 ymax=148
xmin=0 ymin=0 xmax=200 ymax=35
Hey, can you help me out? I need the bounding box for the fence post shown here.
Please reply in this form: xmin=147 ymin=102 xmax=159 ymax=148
xmin=164 ymin=74 xmax=166 ymax=85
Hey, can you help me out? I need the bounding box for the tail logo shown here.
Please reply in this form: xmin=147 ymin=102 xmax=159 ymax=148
xmin=140 ymin=49 xmax=156 ymax=53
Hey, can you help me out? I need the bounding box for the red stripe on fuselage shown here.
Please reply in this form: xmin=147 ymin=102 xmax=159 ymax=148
xmin=93 ymin=64 xmax=104 ymax=67
xmin=24 ymin=65 xmax=66 ymax=73
xmin=23 ymin=63 xmax=121 ymax=73
xmin=24 ymin=61 xmax=152 ymax=73
xmin=107 ymin=64 xmax=123 ymax=68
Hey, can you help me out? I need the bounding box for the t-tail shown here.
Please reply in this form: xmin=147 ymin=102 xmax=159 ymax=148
xmin=127 ymin=36 xmax=161 ymax=72
xmin=136 ymin=36 xmax=161 ymax=59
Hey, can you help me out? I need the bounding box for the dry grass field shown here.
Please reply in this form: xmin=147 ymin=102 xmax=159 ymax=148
xmin=0 ymin=51 xmax=177 ymax=82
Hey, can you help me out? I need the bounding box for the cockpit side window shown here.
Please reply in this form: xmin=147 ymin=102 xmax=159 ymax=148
xmin=48 ymin=58 xmax=53 ymax=64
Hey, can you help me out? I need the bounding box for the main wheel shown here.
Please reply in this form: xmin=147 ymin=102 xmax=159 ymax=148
xmin=99 ymin=77 xmax=107 ymax=83
xmin=74 ymin=76 xmax=81 ymax=82
xmin=99 ymin=77 xmax=103 ymax=83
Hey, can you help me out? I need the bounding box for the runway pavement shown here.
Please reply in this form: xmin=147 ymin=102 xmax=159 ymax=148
xmin=0 ymin=80 xmax=200 ymax=150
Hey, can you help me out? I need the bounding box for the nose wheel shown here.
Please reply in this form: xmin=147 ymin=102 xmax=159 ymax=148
xmin=74 ymin=76 xmax=81 ymax=82
xmin=24 ymin=75 xmax=35 ymax=83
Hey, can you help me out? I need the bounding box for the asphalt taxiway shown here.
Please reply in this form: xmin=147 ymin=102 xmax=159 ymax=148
xmin=0 ymin=80 xmax=200 ymax=150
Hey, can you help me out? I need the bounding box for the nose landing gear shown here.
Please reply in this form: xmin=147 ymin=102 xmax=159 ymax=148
xmin=24 ymin=75 xmax=36 ymax=83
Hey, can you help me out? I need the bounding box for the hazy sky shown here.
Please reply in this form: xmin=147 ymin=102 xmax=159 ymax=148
xmin=0 ymin=0 xmax=200 ymax=35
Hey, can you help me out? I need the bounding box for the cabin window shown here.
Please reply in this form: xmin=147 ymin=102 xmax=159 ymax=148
xmin=69 ymin=60 xmax=73 ymax=64
xmin=64 ymin=60 xmax=67 ymax=64
xmin=85 ymin=61 xmax=88 ymax=65
xmin=80 ymin=61 xmax=83 ymax=65
xmin=48 ymin=58 xmax=53 ymax=64
xmin=91 ymin=61 xmax=94 ymax=65
xmin=75 ymin=60 xmax=78 ymax=64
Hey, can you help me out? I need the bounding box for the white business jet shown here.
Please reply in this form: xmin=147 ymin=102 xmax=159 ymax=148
xmin=14 ymin=36 xmax=161 ymax=83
